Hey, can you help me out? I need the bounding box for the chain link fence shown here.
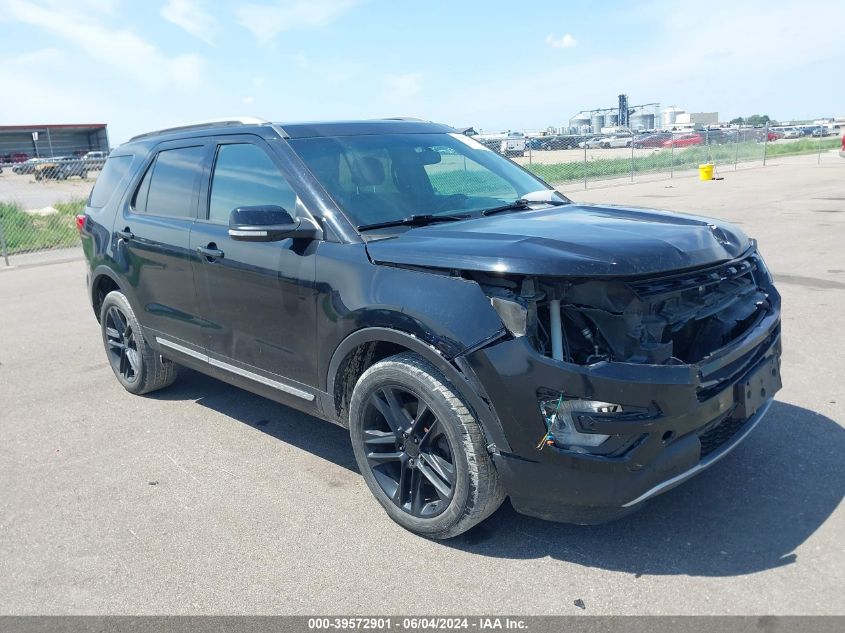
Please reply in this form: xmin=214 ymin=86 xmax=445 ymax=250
xmin=0 ymin=139 xmax=105 ymax=264
xmin=0 ymin=125 xmax=841 ymax=266
xmin=511 ymin=124 xmax=841 ymax=189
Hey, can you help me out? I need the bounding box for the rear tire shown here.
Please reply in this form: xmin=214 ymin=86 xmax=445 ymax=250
xmin=349 ymin=352 xmax=505 ymax=539
xmin=100 ymin=291 xmax=179 ymax=395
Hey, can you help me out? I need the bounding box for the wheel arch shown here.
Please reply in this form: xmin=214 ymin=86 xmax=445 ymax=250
xmin=90 ymin=266 xmax=126 ymax=322
xmin=326 ymin=327 xmax=510 ymax=452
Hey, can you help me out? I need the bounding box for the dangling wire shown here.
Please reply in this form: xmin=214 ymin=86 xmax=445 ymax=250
xmin=536 ymin=394 xmax=564 ymax=450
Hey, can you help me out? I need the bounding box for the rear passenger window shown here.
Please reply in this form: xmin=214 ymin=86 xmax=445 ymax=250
xmin=134 ymin=146 xmax=205 ymax=218
xmin=208 ymin=144 xmax=297 ymax=223
xmin=88 ymin=155 xmax=132 ymax=208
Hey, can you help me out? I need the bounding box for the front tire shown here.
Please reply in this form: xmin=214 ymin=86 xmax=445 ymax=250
xmin=100 ymin=291 xmax=179 ymax=395
xmin=349 ymin=352 xmax=505 ymax=539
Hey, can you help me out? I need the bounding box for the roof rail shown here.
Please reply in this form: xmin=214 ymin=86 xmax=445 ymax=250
xmin=378 ymin=117 xmax=426 ymax=122
xmin=128 ymin=117 xmax=269 ymax=142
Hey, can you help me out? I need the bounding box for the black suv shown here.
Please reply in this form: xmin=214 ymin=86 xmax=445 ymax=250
xmin=79 ymin=118 xmax=782 ymax=538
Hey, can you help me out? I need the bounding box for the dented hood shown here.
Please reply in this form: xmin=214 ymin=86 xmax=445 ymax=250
xmin=365 ymin=204 xmax=751 ymax=277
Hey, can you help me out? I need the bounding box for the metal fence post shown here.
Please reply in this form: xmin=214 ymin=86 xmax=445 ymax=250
xmin=818 ymin=129 xmax=823 ymax=165
xmin=670 ymin=132 xmax=674 ymax=179
xmin=0 ymin=219 xmax=10 ymax=267
xmin=734 ymin=128 xmax=740 ymax=170
xmin=527 ymin=131 xmax=532 ymax=166
xmin=630 ymin=136 xmax=634 ymax=182
xmin=583 ymin=141 xmax=588 ymax=189
xmin=762 ymin=123 xmax=769 ymax=166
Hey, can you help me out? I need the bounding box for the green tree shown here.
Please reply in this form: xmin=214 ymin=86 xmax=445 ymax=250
xmin=730 ymin=116 xmax=745 ymax=125
xmin=745 ymin=114 xmax=771 ymax=126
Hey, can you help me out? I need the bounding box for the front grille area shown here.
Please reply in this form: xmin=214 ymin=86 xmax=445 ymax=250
xmin=698 ymin=415 xmax=749 ymax=458
xmin=627 ymin=255 xmax=757 ymax=300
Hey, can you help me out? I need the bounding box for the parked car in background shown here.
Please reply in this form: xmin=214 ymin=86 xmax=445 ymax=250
xmin=661 ymin=133 xmax=702 ymax=148
xmin=632 ymin=132 xmax=672 ymax=148
xmin=839 ymin=134 xmax=845 ymax=158
xmin=83 ymin=150 xmax=109 ymax=170
xmin=475 ymin=132 xmax=526 ymax=157
xmin=780 ymin=127 xmax=801 ymax=139
xmin=2 ymin=152 xmax=30 ymax=164
xmin=526 ymin=136 xmax=559 ymax=151
xmin=699 ymin=129 xmax=736 ymax=145
xmin=527 ymin=135 xmax=585 ymax=151
xmin=12 ymin=157 xmax=47 ymax=174
xmin=767 ymin=130 xmax=782 ymax=142
xmin=581 ymin=135 xmax=633 ymax=149
xmin=34 ymin=156 xmax=88 ymax=180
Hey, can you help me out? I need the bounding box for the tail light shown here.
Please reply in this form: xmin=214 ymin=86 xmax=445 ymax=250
xmin=75 ymin=214 xmax=86 ymax=233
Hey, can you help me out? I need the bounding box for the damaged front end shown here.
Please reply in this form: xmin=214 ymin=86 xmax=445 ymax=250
xmin=463 ymin=247 xmax=782 ymax=522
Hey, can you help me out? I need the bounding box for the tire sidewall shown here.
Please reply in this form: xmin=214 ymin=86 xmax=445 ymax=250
xmin=100 ymin=291 xmax=148 ymax=394
xmin=349 ymin=359 xmax=474 ymax=537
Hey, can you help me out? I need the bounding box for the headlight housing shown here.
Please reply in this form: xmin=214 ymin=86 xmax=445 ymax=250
xmin=539 ymin=396 xmax=621 ymax=452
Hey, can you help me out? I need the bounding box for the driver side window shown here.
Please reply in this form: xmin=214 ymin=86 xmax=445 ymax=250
xmin=208 ymin=143 xmax=297 ymax=223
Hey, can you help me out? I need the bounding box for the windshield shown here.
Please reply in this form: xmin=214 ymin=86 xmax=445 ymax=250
xmin=287 ymin=132 xmax=567 ymax=228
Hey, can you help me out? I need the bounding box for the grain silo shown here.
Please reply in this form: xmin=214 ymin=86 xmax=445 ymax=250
xmin=662 ymin=107 xmax=684 ymax=130
xmin=569 ymin=113 xmax=591 ymax=134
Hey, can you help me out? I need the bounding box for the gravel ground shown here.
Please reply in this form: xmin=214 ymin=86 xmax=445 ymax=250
xmin=0 ymin=151 xmax=842 ymax=615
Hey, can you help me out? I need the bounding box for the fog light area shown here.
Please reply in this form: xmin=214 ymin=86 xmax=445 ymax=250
xmin=538 ymin=397 xmax=620 ymax=452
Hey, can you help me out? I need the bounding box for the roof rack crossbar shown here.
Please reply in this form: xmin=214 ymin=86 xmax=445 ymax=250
xmin=129 ymin=117 xmax=268 ymax=142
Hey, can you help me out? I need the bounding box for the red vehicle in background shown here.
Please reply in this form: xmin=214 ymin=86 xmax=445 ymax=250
xmin=662 ymin=133 xmax=703 ymax=148
xmin=2 ymin=152 xmax=29 ymax=163
xmin=839 ymin=134 xmax=844 ymax=158
xmin=767 ymin=130 xmax=782 ymax=142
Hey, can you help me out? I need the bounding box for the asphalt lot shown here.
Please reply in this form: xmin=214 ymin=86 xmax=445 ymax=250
xmin=0 ymin=152 xmax=843 ymax=615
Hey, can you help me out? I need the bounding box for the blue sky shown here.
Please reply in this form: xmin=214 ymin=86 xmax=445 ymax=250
xmin=1 ymin=0 xmax=843 ymax=144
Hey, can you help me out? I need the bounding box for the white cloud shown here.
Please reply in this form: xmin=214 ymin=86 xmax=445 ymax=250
xmin=235 ymin=0 xmax=360 ymax=43
xmin=546 ymin=33 xmax=577 ymax=49
xmin=160 ymin=0 xmax=218 ymax=44
xmin=2 ymin=0 xmax=204 ymax=91
xmin=384 ymin=72 xmax=422 ymax=102
xmin=242 ymin=95 xmax=254 ymax=104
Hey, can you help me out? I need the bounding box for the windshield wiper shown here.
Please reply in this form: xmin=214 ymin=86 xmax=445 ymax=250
xmin=357 ymin=213 xmax=471 ymax=231
xmin=480 ymin=198 xmax=569 ymax=217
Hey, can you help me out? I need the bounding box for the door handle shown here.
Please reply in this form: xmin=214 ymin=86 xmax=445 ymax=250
xmin=116 ymin=228 xmax=134 ymax=241
xmin=197 ymin=245 xmax=225 ymax=260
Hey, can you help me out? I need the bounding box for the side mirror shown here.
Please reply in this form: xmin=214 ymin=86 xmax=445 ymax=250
xmin=228 ymin=205 xmax=323 ymax=242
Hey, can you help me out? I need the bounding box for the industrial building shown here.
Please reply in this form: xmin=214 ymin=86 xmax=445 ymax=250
xmin=0 ymin=124 xmax=109 ymax=161
xmin=568 ymin=98 xmax=719 ymax=134
xmin=673 ymin=112 xmax=719 ymax=128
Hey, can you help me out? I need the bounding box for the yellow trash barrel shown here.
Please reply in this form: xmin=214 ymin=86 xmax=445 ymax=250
xmin=699 ymin=163 xmax=714 ymax=181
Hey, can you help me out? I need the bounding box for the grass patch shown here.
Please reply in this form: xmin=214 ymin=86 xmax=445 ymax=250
xmin=526 ymin=137 xmax=841 ymax=184
xmin=0 ymin=199 xmax=84 ymax=255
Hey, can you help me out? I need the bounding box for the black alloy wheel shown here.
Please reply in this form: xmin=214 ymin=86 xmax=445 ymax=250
xmin=348 ymin=352 xmax=505 ymax=538
xmin=104 ymin=305 xmax=140 ymax=384
xmin=99 ymin=290 xmax=179 ymax=395
xmin=361 ymin=385 xmax=456 ymax=518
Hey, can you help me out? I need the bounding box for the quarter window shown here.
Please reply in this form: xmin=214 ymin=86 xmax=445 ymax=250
xmin=88 ymin=155 xmax=132 ymax=208
xmin=208 ymin=144 xmax=297 ymax=223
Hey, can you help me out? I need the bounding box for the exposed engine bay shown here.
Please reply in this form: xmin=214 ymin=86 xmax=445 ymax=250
xmin=475 ymin=253 xmax=774 ymax=366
